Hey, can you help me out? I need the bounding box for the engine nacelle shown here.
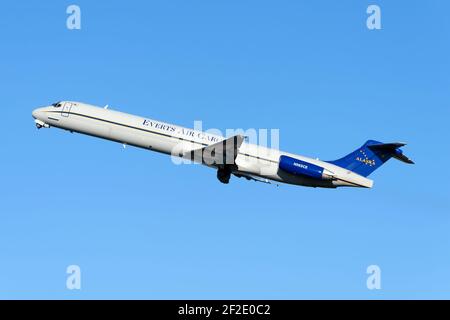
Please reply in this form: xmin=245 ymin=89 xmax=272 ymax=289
xmin=279 ymin=155 xmax=334 ymax=180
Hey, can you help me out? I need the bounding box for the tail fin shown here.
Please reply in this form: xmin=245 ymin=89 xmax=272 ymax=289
xmin=327 ymin=140 xmax=414 ymax=177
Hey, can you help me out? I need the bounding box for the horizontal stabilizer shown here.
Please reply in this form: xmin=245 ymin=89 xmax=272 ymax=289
xmin=368 ymin=142 xmax=414 ymax=164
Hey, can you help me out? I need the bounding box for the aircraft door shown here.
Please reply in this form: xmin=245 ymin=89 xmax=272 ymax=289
xmin=61 ymin=102 xmax=73 ymax=117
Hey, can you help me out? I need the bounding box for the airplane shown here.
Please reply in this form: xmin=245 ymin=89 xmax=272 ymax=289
xmin=32 ymin=101 xmax=413 ymax=188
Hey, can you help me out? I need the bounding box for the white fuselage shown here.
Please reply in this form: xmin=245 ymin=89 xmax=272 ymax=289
xmin=32 ymin=101 xmax=373 ymax=188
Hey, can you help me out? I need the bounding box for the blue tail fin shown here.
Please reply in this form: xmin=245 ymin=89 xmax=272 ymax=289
xmin=327 ymin=140 xmax=414 ymax=177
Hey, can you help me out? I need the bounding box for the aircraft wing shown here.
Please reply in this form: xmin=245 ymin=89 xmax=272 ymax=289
xmin=184 ymin=135 xmax=245 ymax=167
xmin=233 ymin=172 xmax=273 ymax=184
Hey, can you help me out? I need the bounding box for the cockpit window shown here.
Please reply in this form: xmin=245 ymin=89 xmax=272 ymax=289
xmin=52 ymin=101 xmax=62 ymax=108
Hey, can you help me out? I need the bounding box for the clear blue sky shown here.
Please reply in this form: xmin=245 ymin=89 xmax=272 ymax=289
xmin=1 ymin=1 xmax=449 ymax=299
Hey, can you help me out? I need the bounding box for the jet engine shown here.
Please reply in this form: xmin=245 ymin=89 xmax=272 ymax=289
xmin=279 ymin=155 xmax=334 ymax=180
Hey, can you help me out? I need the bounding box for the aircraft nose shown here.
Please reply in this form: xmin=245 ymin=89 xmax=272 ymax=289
xmin=32 ymin=107 xmax=44 ymax=120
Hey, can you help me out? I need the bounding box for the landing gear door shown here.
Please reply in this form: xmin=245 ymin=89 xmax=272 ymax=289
xmin=61 ymin=102 xmax=73 ymax=117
